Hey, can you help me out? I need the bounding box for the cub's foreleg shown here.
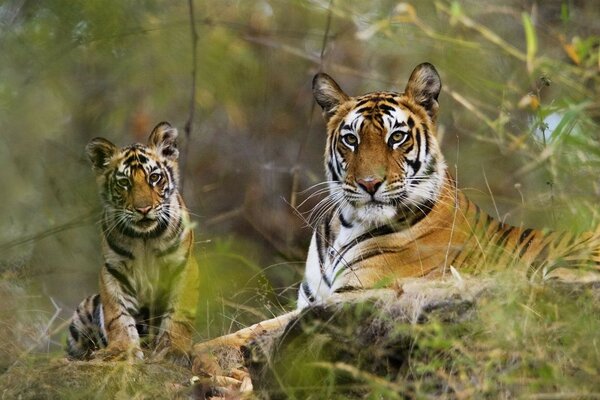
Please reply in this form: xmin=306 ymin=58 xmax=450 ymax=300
xmin=98 ymin=262 xmax=143 ymax=360
xmin=154 ymin=255 xmax=200 ymax=363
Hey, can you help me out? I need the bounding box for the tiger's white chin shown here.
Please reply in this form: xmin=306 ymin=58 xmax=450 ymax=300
xmin=353 ymin=202 xmax=397 ymax=226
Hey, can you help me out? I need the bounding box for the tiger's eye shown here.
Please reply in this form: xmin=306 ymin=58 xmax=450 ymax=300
xmin=117 ymin=178 xmax=130 ymax=188
xmin=391 ymin=132 xmax=404 ymax=141
xmin=388 ymin=131 xmax=408 ymax=147
xmin=149 ymin=173 xmax=161 ymax=184
xmin=342 ymin=134 xmax=358 ymax=148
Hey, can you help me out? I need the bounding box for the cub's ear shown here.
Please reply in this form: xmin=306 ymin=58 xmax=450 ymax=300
xmin=148 ymin=121 xmax=178 ymax=160
xmin=86 ymin=137 xmax=117 ymax=173
xmin=313 ymin=73 xmax=350 ymax=119
xmin=404 ymin=62 xmax=441 ymax=120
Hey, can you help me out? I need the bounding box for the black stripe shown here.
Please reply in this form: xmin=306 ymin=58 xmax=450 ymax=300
xmin=518 ymin=228 xmax=534 ymax=245
xmin=301 ymin=281 xmax=315 ymax=303
xmin=337 ymin=248 xmax=396 ymax=273
xmin=69 ymin=323 xmax=80 ymax=342
xmin=393 ymin=120 xmax=407 ymax=129
xmin=377 ymin=104 xmax=395 ymax=114
xmin=327 ymin=160 xmax=340 ymax=181
xmin=333 ymin=285 xmax=356 ymax=294
xmin=104 ymin=230 xmax=134 ymax=259
xmin=92 ymin=294 xmax=102 ymax=318
xmin=92 ymin=295 xmax=108 ymax=346
xmin=106 ymin=312 xmax=126 ymax=330
xmin=489 ymin=226 xmax=516 ymax=265
xmin=340 ymin=122 xmax=351 ymax=132
xmin=339 ymin=213 xmax=352 ymax=228
xmin=104 ymin=263 xmax=136 ymax=296
xmin=355 ymin=98 xmax=371 ymax=107
xmin=315 ymin=225 xmax=332 ymax=288
xmin=519 ymin=231 xmax=537 ymax=259
xmin=404 ymin=198 xmax=436 ymax=227
xmin=331 ymin=224 xmax=397 ymax=273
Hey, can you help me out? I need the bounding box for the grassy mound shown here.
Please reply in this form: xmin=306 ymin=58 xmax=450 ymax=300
xmin=246 ymin=277 xmax=600 ymax=399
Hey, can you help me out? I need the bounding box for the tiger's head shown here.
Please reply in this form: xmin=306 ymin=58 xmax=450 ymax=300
xmin=86 ymin=122 xmax=180 ymax=237
xmin=313 ymin=63 xmax=447 ymax=226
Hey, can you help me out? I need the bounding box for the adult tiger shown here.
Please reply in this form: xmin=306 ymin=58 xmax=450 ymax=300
xmin=298 ymin=62 xmax=600 ymax=306
xmin=192 ymin=63 xmax=600 ymax=374
xmin=67 ymin=122 xmax=199 ymax=364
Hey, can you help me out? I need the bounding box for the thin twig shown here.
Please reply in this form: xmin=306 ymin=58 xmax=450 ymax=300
xmin=181 ymin=0 xmax=199 ymax=191
xmin=0 ymin=209 xmax=99 ymax=253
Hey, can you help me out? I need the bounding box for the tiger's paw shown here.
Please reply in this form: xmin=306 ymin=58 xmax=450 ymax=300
xmin=152 ymin=333 xmax=193 ymax=367
xmin=191 ymin=342 xmax=252 ymax=395
xmin=189 ymin=366 xmax=252 ymax=397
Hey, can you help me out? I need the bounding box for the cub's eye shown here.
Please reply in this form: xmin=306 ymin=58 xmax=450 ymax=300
xmin=149 ymin=173 xmax=162 ymax=184
xmin=116 ymin=178 xmax=130 ymax=188
xmin=341 ymin=134 xmax=358 ymax=149
xmin=388 ymin=131 xmax=408 ymax=148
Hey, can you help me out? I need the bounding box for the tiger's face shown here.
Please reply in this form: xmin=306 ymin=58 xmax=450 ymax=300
xmin=313 ymin=63 xmax=446 ymax=225
xmin=86 ymin=122 xmax=180 ymax=237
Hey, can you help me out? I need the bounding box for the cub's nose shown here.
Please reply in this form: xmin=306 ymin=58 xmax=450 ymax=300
xmin=356 ymin=177 xmax=383 ymax=195
xmin=135 ymin=205 xmax=152 ymax=215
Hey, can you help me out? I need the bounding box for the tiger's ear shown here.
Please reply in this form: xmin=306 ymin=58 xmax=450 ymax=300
xmin=148 ymin=121 xmax=179 ymax=160
xmin=86 ymin=137 xmax=117 ymax=173
xmin=313 ymin=73 xmax=350 ymax=119
xmin=404 ymin=62 xmax=441 ymax=120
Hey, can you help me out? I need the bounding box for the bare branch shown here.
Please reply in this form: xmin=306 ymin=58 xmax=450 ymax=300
xmin=181 ymin=0 xmax=199 ymax=191
xmin=288 ymin=0 xmax=334 ymax=246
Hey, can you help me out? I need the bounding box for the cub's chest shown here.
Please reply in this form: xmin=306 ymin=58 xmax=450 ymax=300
xmin=127 ymin=241 xmax=185 ymax=298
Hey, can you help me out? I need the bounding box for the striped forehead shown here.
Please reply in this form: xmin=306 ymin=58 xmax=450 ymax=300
xmin=116 ymin=146 xmax=159 ymax=176
xmin=342 ymin=102 xmax=411 ymax=135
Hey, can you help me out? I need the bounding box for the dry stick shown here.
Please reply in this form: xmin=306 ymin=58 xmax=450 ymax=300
xmin=6 ymin=296 xmax=69 ymax=375
xmin=288 ymin=0 xmax=334 ymax=245
xmin=181 ymin=0 xmax=199 ymax=192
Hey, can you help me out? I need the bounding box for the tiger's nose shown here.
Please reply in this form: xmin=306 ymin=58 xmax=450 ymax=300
xmin=357 ymin=177 xmax=383 ymax=195
xmin=135 ymin=205 xmax=152 ymax=215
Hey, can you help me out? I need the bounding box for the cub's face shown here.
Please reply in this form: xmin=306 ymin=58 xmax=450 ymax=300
xmin=86 ymin=122 xmax=180 ymax=236
xmin=313 ymin=63 xmax=446 ymax=225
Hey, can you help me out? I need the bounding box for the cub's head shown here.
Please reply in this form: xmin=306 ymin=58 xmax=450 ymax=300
xmin=313 ymin=62 xmax=447 ymax=225
xmin=86 ymin=122 xmax=180 ymax=236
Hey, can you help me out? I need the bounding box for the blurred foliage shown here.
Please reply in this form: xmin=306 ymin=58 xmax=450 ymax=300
xmin=0 ymin=0 xmax=599 ymax=396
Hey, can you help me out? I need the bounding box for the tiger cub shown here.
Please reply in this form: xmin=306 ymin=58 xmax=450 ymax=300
xmin=67 ymin=122 xmax=199 ymax=363
xmin=298 ymin=62 xmax=600 ymax=306
xmin=192 ymin=63 xmax=600 ymax=366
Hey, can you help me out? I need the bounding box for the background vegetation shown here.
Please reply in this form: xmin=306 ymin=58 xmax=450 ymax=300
xmin=0 ymin=0 xmax=599 ymax=398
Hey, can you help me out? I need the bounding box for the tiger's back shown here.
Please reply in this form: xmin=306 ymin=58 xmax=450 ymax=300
xmin=299 ymin=63 xmax=600 ymax=306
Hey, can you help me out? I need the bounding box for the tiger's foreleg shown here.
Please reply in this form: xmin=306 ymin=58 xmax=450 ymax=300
xmin=97 ymin=263 xmax=143 ymax=360
xmin=191 ymin=310 xmax=300 ymax=376
xmin=154 ymin=255 xmax=200 ymax=364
